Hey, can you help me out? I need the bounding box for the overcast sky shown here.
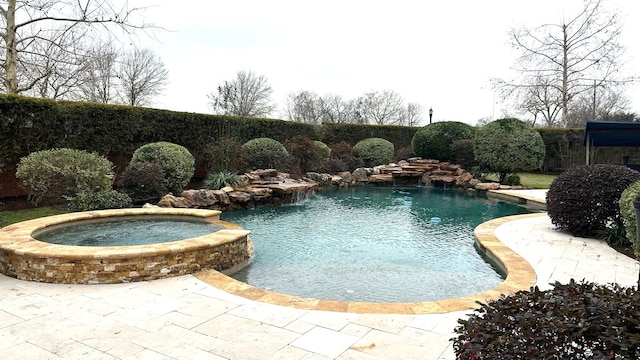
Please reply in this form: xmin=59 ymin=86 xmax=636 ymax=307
xmin=131 ymin=0 xmax=640 ymax=126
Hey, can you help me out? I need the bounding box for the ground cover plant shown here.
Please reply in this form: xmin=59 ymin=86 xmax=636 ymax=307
xmin=453 ymin=280 xmax=640 ymax=359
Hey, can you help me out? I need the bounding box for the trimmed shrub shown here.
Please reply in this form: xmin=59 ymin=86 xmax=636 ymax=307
xmin=284 ymin=135 xmax=330 ymax=173
xmin=204 ymin=171 xmax=238 ymax=190
xmin=67 ymin=190 xmax=132 ymax=211
xmin=411 ymin=121 xmax=475 ymax=161
xmin=474 ymin=118 xmax=545 ymax=183
xmin=453 ymin=280 xmax=640 ymax=359
xmin=130 ymin=142 xmax=195 ymax=194
xmin=504 ymin=174 xmax=521 ymax=186
xmin=117 ymin=162 xmax=167 ymax=204
xmin=16 ymin=148 xmax=113 ymax=205
xmin=547 ymin=164 xmax=640 ymax=237
xmin=450 ymin=139 xmax=475 ymax=169
xmin=353 ymin=138 xmax=394 ymax=168
xmin=241 ymin=137 xmax=289 ymax=170
xmin=619 ymin=181 xmax=640 ymax=255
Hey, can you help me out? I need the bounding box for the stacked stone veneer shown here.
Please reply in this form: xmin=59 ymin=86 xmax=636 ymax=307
xmin=0 ymin=208 xmax=252 ymax=284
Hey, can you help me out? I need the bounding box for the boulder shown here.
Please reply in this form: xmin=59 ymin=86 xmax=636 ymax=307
xmin=475 ymin=182 xmax=501 ymax=191
xmin=246 ymin=187 xmax=272 ymax=201
xmin=157 ymin=194 xmax=192 ymax=208
xmin=212 ymin=189 xmax=231 ymax=205
xmin=227 ymin=191 xmax=252 ymax=203
xmin=352 ymin=168 xmax=369 ymax=182
xmin=180 ymin=189 xmax=219 ymax=207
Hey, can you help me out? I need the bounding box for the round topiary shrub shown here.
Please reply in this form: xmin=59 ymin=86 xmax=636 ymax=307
xmin=411 ymin=121 xmax=475 ymax=161
xmin=16 ymin=148 xmax=113 ymax=205
xmin=547 ymin=164 xmax=640 ymax=237
xmin=130 ymin=142 xmax=195 ymax=194
xmin=453 ymin=280 xmax=640 ymax=359
xmin=117 ymin=162 xmax=167 ymax=204
xmin=474 ymin=118 xmax=545 ymax=183
xmin=241 ymin=137 xmax=289 ymax=170
xmin=619 ymin=181 xmax=640 ymax=256
xmin=353 ymin=138 xmax=394 ymax=168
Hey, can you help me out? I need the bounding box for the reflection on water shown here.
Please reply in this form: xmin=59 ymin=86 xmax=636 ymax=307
xmin=222 ymin=186 xmax=530 ymax=303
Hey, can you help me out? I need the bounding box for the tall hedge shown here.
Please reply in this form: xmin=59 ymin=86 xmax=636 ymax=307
xmin=322 ymin=123 xmax=417 ymax=152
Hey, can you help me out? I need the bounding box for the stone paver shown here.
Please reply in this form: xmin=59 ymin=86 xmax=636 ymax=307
xmin=1 ymin=190 xmax=638 ymax=359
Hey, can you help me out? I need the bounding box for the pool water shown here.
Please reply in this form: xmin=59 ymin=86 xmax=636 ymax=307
xmin=35 ymin=219 xmax=224 ymax=246
xmin=221 ymin=186 xmax=531 ymax=303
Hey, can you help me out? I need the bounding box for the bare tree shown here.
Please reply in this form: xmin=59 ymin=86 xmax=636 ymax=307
xmin=357 ymin=90 xmax=406 ymax=125
xmin=516 ymin=75 xmax=564 ymax=127
xmin=1 ymin=0 xmax=151 ymax=94
xmin=567 ymin=86 xmax=630 ymax=127
xmin=79 ymin=42 xmax=119 ymax=103
xmin=208 ymin=70 xmax=276 ymax=117
xmin=283 ymin=90 xmax=323 ymax=124
xmin=405 ymin=102 xmax=423 ymax=126
xmin=118 ymin=47 xmax=168 ymax=106
xmin=494 ymin=0 xmax=634 ymax=127
xmin=320 ymin=95 xmax=358 ymax=124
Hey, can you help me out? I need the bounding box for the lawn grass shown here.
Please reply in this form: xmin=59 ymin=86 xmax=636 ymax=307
xmin=0 ymin=207 xmax=68 ymax=228
xmin=517 ymin=173 xmax=556 ymax=189
xmin=486 ymin=172 xmax=556 ymax=189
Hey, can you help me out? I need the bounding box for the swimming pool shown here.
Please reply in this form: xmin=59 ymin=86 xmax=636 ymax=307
xmin=221 ymin=186 xmax=531 ymax=303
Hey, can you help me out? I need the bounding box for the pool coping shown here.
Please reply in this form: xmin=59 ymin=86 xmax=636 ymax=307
xmin=0 ymin=208 xmax=252 ymax=284
xmin=195 ymin=212 xmax=544 ymax=315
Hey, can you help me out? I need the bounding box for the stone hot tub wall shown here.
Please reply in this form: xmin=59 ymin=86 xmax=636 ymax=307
xmin=0 ymin=208 xmax=252 ymax=284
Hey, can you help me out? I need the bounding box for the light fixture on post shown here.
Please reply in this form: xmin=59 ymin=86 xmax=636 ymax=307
xmin=429 ymin=107 xmax=433 ymax=124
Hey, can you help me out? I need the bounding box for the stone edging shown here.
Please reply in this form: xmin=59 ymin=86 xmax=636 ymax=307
xmin=0 ymin=208 xmax=252 ymax=284
xmin=195 ymin=213 xmax=544 ymax=314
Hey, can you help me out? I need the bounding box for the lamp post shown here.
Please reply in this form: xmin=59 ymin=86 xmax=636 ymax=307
xmin=429 ymin=107 xmax=433 ymax=124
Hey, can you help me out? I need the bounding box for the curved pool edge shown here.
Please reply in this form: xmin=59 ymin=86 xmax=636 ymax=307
xmin=195 ymin=212 xmax=544 ymax=315
xmin=0 ymin=208 xmax=253 ymax=284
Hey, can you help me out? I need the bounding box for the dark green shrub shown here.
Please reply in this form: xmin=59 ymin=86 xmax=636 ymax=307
xmin=325 ymin=141 xmax=363 ymax=172
xmin=284 ymin=135 xmax=330 ymax=173
xmin=67 ymin=190 xmax=132 ymax=211
xmin=130 ymin=142 xmax=195 ymax=194
xmin=204 ymin=171 xmax=238 ymax=190
xmin=117 ymin=162 xmax=167 ymax=204
xmin=450 ymin=139 xmax=475 ymax=169
xmin=393 ymin=145 xmax=415 ymax=162
xmin=353 ymin=138 xmax=394 ymax=168
xmin=203 ymin=137 xmax=246 ymax=173
xmin=474 ymin=118 xmax=545 ymax=183
xmin=619 ymin=182 xmax=640 ymax=255
xmin=323 ymin=158 xmax=349 ymax=173
xmin=597 ymin=223 xmax=631 ymax=247
xmin=453 ymin=280 xmax=640 ymax=359
xmin=547 ymin=164 xmax=640 ymax=237
xmin=504 ymin=174 xmax=521 ymax=186
xmin=241 ymin=137 xmax=289 ymax=170
xmin=411 ymin=121 xmax=475 ymax=161
xmin=16 ymin=148 xmax=113 ymax=205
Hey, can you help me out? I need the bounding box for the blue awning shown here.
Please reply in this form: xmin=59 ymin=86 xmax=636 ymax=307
xmin=584 ymin=119 xmax=640 ymax=147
